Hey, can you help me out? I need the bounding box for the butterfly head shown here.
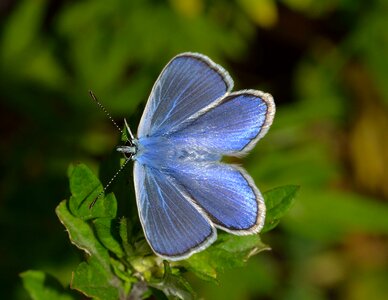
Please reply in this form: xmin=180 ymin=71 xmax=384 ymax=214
xmin=116 ymin=139 xmax=138 ymax=160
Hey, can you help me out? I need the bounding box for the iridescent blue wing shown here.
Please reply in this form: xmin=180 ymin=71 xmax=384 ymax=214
xmin=168 ymin=90 xmax=275 ymax=156
xmin=137 ymin=53 xmax=233 ymax=138
xmin=166 ymin=161 xmax=265 ymax=233
xmin=133 ymin=161 xmax=217 ymax=260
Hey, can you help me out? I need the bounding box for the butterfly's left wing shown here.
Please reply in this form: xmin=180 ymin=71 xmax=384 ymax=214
xmin=133 ymin=161 xmax=217 ymax=260
xmin=168 ymin=90 xmax=275 ymax=156
xmin=137 ymin=53 xmax=233 ymax=138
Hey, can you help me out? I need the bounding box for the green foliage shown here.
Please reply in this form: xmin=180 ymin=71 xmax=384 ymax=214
xmin=184 ymin=234 xmax=270 ymax=283
xmin=284 ymin=189 xmax=388 ymax=241
xmin=22 ymin=163 xmax=295 ymax=299
xmin=20 ymin=271 xmax=74 ymax=300
xmin=262 ymin=185 xmax=300 ymax=233
xmin=2 ymin=0 xmax=388 ymax=299
xmin=71 ymin=257 xmax=119 ymax=300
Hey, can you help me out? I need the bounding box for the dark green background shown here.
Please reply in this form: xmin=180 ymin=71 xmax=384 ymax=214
xmin=1 ymin=0 xmax=388 ymax=299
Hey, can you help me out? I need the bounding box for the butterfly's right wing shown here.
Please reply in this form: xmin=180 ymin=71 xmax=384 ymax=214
xmin=167 ymin=90 xmax=275 ymax=156
xmin=137 ymin=53 xmax=233 ymax=138
xmin=166 ymin=161 xmax=265 ymax=234
xmin=133 ymin=161 xmax=216 ymax=260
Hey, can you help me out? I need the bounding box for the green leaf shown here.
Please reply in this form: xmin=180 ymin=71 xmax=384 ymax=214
xmin=119 ymin=217 xmax=135 ymax=256
xmin=20 ymin=270 xmax=74 ymax=300
xmin=119 ymin=217 xmax=154 ymax=259
xmin=71 ymin=256 xmax=119 ymax=300
xmin=0 ymin=0 xmax=46 ymax=63
xmin=67 ymin=163 xmax=117 ymax=220
xmin=110 ymin=258 xmax=137 ymax=295
xmin=55 ymin=200 xmax=111 ymax=272
xmin=149 ymin=261 xmax=195 ymax=300
xmin=285 ymin=189 xmax=388 ymax=241
xmin=94 ymin=218 xmax=124 ymax=258
xmin=183 ymin=233 xmax=269 ymax=282
xmin=262 ymin=185 xmax=299 ymax=233
xmin=57 ymin=164 xmax=132 ymax=299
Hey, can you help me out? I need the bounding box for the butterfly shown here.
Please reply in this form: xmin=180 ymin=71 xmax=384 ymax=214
xmin=116 ymin=52 xmax=275 ymax=261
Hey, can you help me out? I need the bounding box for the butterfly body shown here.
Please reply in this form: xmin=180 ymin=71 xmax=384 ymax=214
xmin=116 ymin=53 xmax=275 ymax=260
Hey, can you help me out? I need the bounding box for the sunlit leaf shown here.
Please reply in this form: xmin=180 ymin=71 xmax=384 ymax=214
xmin=183 ymin=233 xmax=269 ymax=282
xmin=262 ymin=185 xmax=299 ymax=233
xmin=67 ymin=163 xmax=117 ymax=220
xmin=71 ymin=256 xmax=119 ymax=300
xmin=55 ymin=200 xmax=110 ymax=272
xmin=94 ymin=218 xmax=124 ymax=258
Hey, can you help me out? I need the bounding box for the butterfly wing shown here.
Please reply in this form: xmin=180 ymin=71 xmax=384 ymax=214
xmin=166 ymin=161 xmax=265 ymax=234
xmin=168 ymin=90 xmax=275 ymax=156
xmin=161 ymin=90 xmax=274 ymax=234
xmin=137 ymin=53 xmax=233 ymax=138
xmin=133 ymin=161 xmax=217 ymax=260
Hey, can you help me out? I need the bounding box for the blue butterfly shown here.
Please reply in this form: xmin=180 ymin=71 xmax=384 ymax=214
xmin=117 ymin=53 xmax=275 ymax=261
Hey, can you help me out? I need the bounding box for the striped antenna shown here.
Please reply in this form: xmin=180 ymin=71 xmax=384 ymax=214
xmin=89 ymin=90 xmax=127 ymax=139
xmin=88 ymin=90 xmax=132 ymax=209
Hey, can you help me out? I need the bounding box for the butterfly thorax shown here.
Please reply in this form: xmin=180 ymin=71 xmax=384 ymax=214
xmin=134 ymin=135 xmax=219 ymax=169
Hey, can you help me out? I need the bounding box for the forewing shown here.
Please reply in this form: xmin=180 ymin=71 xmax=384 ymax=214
xmin=167 ymin=161 xmax=265 ymax=234
xmin=133 ymin=161 xmax=216 ymax=260
xmin=168 ymin=90 xmax=275 ymax=156
xmin=137 ymin=53 xmax=233 ymax=138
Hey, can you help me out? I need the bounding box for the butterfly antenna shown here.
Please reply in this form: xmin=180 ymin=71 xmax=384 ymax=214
xmin=88 ymin=91 xmax=134 ymax=208
xmin=124 ymin=118 xmax=135 ymax=141
xmin=89 ymin=90 xmax=126 ymax=138
xmin=89 ymin=158 xmax=132 ymax=209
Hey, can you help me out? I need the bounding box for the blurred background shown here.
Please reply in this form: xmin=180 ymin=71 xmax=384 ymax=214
xmin=1 ymin=0 xmax=388 ymax=299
